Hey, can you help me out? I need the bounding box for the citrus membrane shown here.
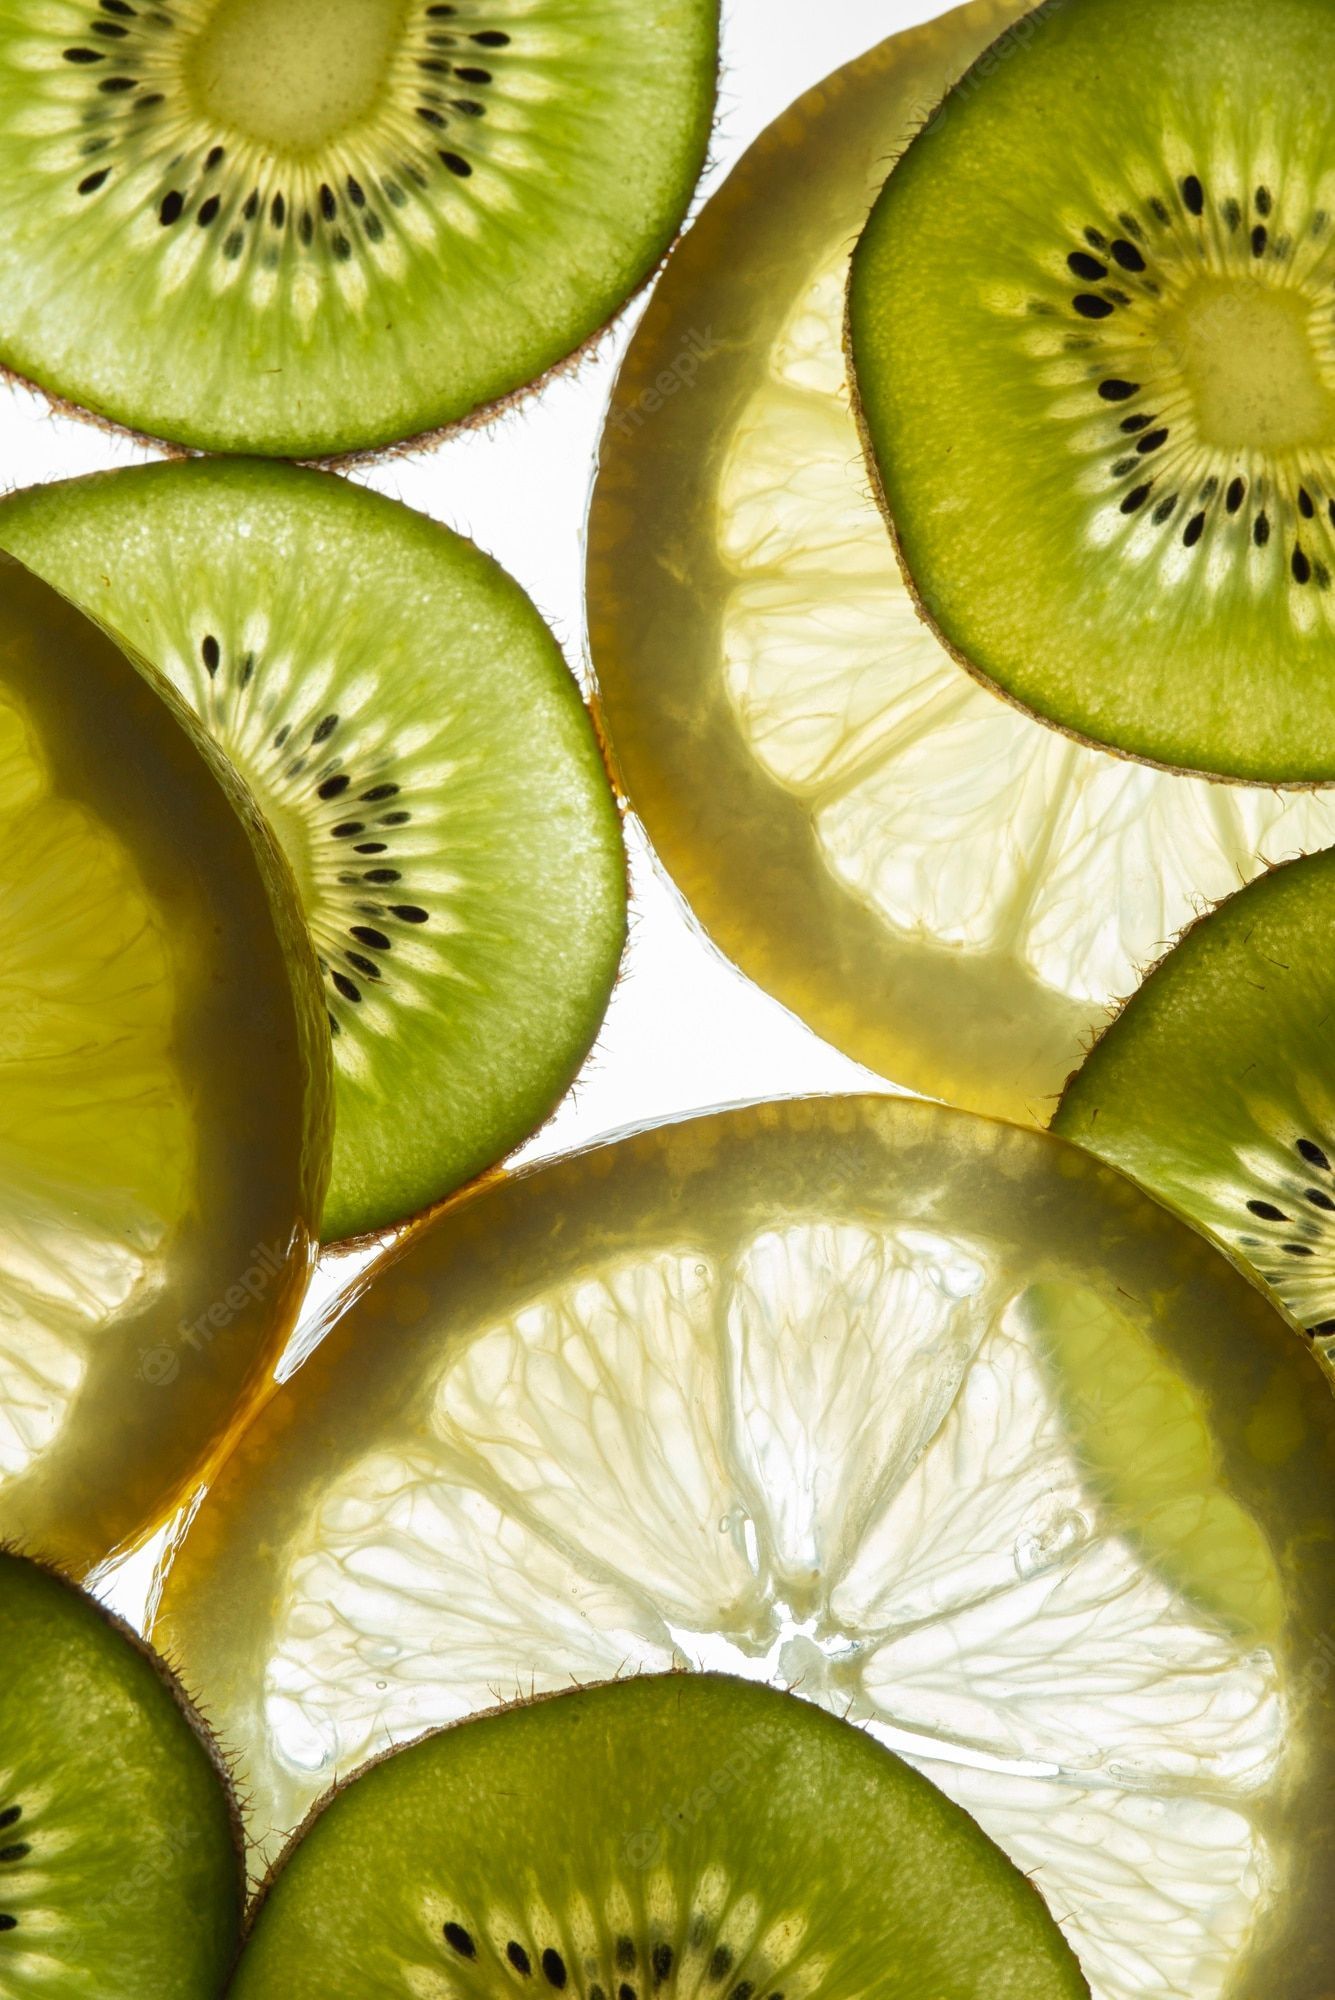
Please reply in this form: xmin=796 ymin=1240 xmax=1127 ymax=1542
xmin=584 ymin=0 xmax=1335 ymax=1129
xmin=850 ymin=0 xmax=1335 ymax=784
xmin=230 ymin=1675 xmax=1088 ymax=2000
xmin=0 ymin=1551 xmax=242 ymax=1995
xmin=0 ymin=0 xmax=719 ymax=455
xmin=1056 ymin=848 xmax=1335 ymax=1377
xmin=0 ymin=459 xmax=627 ymax=1244
xmin=152 ymin=1097 xmax=1335 ymax=2000
xmin=0 ymin=552 xmax=329 ymax=1575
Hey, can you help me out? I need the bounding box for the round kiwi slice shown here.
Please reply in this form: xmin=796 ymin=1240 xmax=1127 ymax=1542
xmin=0 ymin=459 xmax=626 ymax=1244
xmin=229 ymin=1674 xmax=1087 ymax=2000
xmin=153 ymin=1096 xmax=1335 ymax=2000
xmin=0 ymin=1549 xmax=242 ymax=1994
xmin=586 ymin=0 xmax=1335 ymax=1128
xmin=0 ymin=550 xmax=329 ymax=1577
xmin=1055 ymin=848 xmax=1335 ymax=1374
xmin=849 ymin=0 xmax=1335 ymax=785
xmin=0 ymin=0 xmax=719 ymax=457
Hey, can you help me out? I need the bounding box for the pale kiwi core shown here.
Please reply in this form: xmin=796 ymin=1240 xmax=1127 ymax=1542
xmin=185 ymin=0 xmax=408 ymax=152
xmin=1168 ymin=278 xmax=1335 ymax=452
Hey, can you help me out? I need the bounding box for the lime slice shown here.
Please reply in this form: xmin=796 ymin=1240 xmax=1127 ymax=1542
xmin=231 ymin=1675 xmax=1086 ymax=2000
xmin=586 ymin=0 xmax=1335 ymax=1126
xmin=154 ymin=1097 xmax=1335 ymax=2000
xmin=0 ymin=552 xmax=330 ymax=1574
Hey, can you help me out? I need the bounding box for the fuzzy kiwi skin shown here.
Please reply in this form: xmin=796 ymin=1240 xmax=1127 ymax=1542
xmin=229 ymin=1673 xmax=1089 ymax=2000
xmin=0 ymin=1549 xmax=244 ymax=1996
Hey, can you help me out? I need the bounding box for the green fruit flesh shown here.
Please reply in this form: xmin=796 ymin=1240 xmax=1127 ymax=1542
xmin=0 ymin=551 xmax=328 ymax=1575
xmin=154 ymin=1096 xmax=1335 ymax=2000
xmin=850 ymin=0 xmax=1335 ymax=783
xmin=0 ymin=459 xmax=626 ymax=1244
xmin=0 ymin=0 xmax=718 ymax=456
xmin=230 ymin=1675 xmax=1087 ymax=2000
xmin=0 ymin=1552 xmax=242 ymax=1996
xmin=1056 ymin=847 xmax=1335 ymax=1375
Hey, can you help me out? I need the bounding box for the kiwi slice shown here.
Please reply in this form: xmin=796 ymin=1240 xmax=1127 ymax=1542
xmin=0 ymin=459 xmax=626 ymax=1244
xmin=154 ymin=1095 xmax=1335 ymax=2000
xmin=1056 ymin=848 xmax=1335 ymax=1374
xmin=0 ymin=0 xmax=719 ymax=457
xmin=0 ymin=1550 xmax=242 ymax=1994
xmin=229 ymin=1674 xmax=1087 ymax=2000
xmin=0 ymin=549 xmax=329 ymax=1577
xmin=849 ymin=0 xmax=1335 ymax=784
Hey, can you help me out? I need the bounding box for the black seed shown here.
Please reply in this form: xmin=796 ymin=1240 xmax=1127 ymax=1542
xmin=364 ymin=211 xmax=384 ymax=242
xmin=620 ymin=1987 xmax=636 ymax=2000
xmin=223 ymin=230 xmax=243 ymax=259
xmin=205 ymin=144 xmax=224 ymax=170
xmin=391 ymin=904 xmax=429 ymax=922
xmin=1121 ymin=414 xmax=1152 ymax=433
xmin=332 ymin=232 xmax=352 ymax=260
xmin=318 ymin=774 xmax=351 ymax=799
xmin=1073 ymin=293 xmax=1114 ymax=319
xmin=159 ymin=189 xmax=184 ymax=225
xmin=417 ymin=105 xmax=447 ymax=126
xmin=135 ymin=92 xmax=163 ymax=110
xmin=1299 ymin=486 xmax=1316 ymax=518
xmin=98 ymin=75 xmax=136 ymax=91
xmin=616 ymin=1940 xmax=636 ymax=1971
xmin=444 ymin=1925 xmax=476 ymax=1958
xmin=320 ymin=182 xmax=337 ymax=219
xmin=243 ymin=189 xmax=259 ymax=219
xmin=380 ymin=810 xmax=411 ymax=825
xmin=93 ymin=17 xmax=129 ymax=33
xmin=591 ymin=1988 xmax=606 ymax=2000
xmin=1099 ymin=378 xmax=1139 ymax=402
xmin=1255 ymin=512 xmax=1271 ymax=547
xmin=454 ymin=65 xmax=492 ymax=82
xmin=472 ymin=28 xmax=510 ymax=43
xmin=1294 ymin=546 xmax=1313 ymax=584
xmin=1226 ymin=477 xmax=1246 ymax=513
xmin=64 ymin=46 xmax=104 ymax=62
xmin=1137 ymin=427 xmax=1169 ymax=454
xmin=440 ymin=150 xmax=473 ymax=177
xmin=453 ymin=98 xmax=485 ymax=115
xmin=1221 ymin=196 xmax=1242 ymax=232
xmin=78 ymin=167 xmax=111 ymax=194
xmin=1256 ymin=185 xmax=1273 ymax=217
xmin=353 ymin=841 xmax=388 ymax=854
xmin=102 ymin=0 xmax=136 ymax=12
xmin=271 ymin=191 xmax=286 ymax=227
xmin=1311 ymin=1317 xmax=1335 ymax=1335
xmin=327 ymin=1011 xmax=340 ymax=1035
xmin=362 ymin=782 xmax=399 ymax=800
xmin=1306 ymin=1188 xmax=1335 ymax=1211
xmin=201 ymin=634 xmax=220 ymax=674
xmin=274 ymin=725 xmax=290 ymax=748
xmin=0 ymin=1846 xmax=30 ymax=1864
xmin=729 ymin=1987 xmax=754 ymax=2000
xmin=1248 ymin=1200 xmax=1289 ymax=1222
xmin=1152 ymin=495 xmax=1178 ymax=525
xmin=333 ymin=822 xmax=365 ymax=838
xmin=347 ymin=174 xmax=365 ymax=206
xmin=363 ymin=868 xmax=401 ymax=883
xmin=0 ymin=1916 xmax=16 ymax=1932
xmin=197 ymin=194 xmax=220 ymax=226
xmin=710 ymin=1949 xmax=733 ymax=1982
xmin=1068 ymin=250 xmax=1107 ymax=281
xmin=299 ymin=210 xmax=313 ymax=245
xmin=421 ymin=57 xmax=451 ymax=73
xmin=1110 ymin=238 xmax=1146 ymax=272
xmin=384 ymin=178 xmax=406 ymax=205
xmin=312 ymin=714 xmax=339 ymax=743
xmin=346 ymin=952 xmax=380 ymax=980
xmin=1252 ymin=224 xmax=1268 ymax=258
xmin=1149 ymin=195 xmax=1170 ymax=223
xmin=0 ymin=1811 xmax=19 ymax=1831
xmin=1183 ymin=511 xmax=1206 ymax=548
xmin=1112 ymin=457 xmax=1139 ymax=478
xmin=1182 ymin=174 xmax=1205 ymax=215
xmin=1283 ymin=1243 xmax=1315 ymax=1257
xmin=351 ymin=926 xmax=391 ymax=951
xmin=240 ymin=653 xmax=255 ymax=686
xmin=1121 ymin=484 xmax=1151 ymax=515
xmin=652 ymin=1946 xmax=673 ymax=1985
xmin=542 ymin=1951 xmax=567 ymax=1990
xmin=508 ymin=1943 xmax=532 ymax=1975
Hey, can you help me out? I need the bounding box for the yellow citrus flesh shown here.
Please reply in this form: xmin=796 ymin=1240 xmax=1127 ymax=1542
xmin=586 ymin=0 xmax=1335 ymax=1126
xmin=154 ymin=1097 xmax=1335 ymax=2000
xmin=0 ymin=554 xmax=330 ymax=1576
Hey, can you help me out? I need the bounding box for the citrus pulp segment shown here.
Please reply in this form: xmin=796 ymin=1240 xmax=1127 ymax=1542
xmin=230 ymin=1675 xmax=1087 ymax=2000
xmin=0 ymin=550 xmax=330 ymax=1576
xmin=849 ymin=0 xmax=1335 ymax=783
xmin=585 ymin=1 xmax=1335 ymax=1129
xmin=0 ymin=1551 xmax=242 ymax=1996
xmin=153 ymin=1096 xmax=1335 ymax=2000
xmin=0 ymin=0 xmax=719 ymax=456
xmin=1056 ymin=847 xmax=1335 ymax=1375
xmin=0 ymin=459 xmax=627 ymax=1244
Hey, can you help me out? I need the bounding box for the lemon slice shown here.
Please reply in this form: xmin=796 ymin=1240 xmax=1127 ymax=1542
xmin=153 ymin=1097 xmax=1335 ymax=2000
xmin=0 ymin=553 xmax=330 ymax=1575
xmin=585 ymin=0 xmax=1335 ymax=1126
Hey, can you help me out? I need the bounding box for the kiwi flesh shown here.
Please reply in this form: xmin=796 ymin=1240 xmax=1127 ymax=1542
xmin=849 ymin=0 xmax=1335 ymax=784
xmin=228 ymin=1673 xmax=1087 ymax=2000
xmin=0 ymin=1549 xmax=242 ymax=1995
xmin=0 ymin=0 xmax=718 ymax=458
xmin=0 ymin=458 xmax=627 ymax=1245
xmin=1055 ymin=847 xmax=1335 ymax=1374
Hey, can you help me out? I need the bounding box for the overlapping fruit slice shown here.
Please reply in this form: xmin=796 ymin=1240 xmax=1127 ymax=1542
xmin=153 ymin=1097 xmax=1335 ymax=2000
xmin=0 ymin=459 xmax=627 ymax=1243
xmin=585 ymin=0 xmax=1335 ymax=1127
xmin=0 ymin=553 xmax=329 ymax=1575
